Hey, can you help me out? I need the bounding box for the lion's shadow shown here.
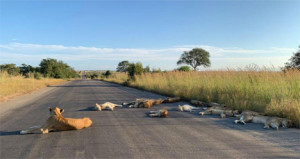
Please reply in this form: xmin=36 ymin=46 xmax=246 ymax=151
xmin=0 ymin=131 xmax=20 ymax=136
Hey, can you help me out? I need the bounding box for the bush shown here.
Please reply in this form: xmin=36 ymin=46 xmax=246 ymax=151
xmin=127 ymin=62 xmax=144 ymax=79
xmin=177 ymin=66 xmax=191 ymax=72
xmin=103 ymin=70 xmax=112 ymax=78
xmin=34 ymin=72 xmax=42 ymax=80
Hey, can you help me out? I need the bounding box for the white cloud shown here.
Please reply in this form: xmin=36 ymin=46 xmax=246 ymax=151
xmin=0 ymin=42 xmax=296 ymax=70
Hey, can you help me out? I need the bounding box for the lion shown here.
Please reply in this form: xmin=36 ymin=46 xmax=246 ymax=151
xmin=177 ymin=104 xmax=200 ymax=112
xmin=163 ymin=97 xmax=181 ymax=103
xmin=124 ymin=98 xmax=163 ymax=108
xmin=190 ymin=100 xmax=208 ymax=107
xmin=198 ymin=105 xmax=227 ymax=116
xmin=20 ymin=107 xmax=92 ymax=134
xmin=234 ymin=110 xmax=259 ymax=125
xmin=94 ymin=102 xmax=122 ymax=111
xmin=263 ymin=117 xmax=291 ymax=130
xmin=200 ymin=109 xmax=239 ymax=118
xmin=149 ymin=109 xmax=168 ymax=117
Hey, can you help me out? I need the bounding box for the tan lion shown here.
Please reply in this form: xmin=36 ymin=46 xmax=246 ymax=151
xmin=234 ymin=110 xmax=259 ymax=125
xmin=263 ymin=117 xmax=291 ymax=130
xmin=20 ymin=107 xmax=92 ymax=134
xmin=177 ymin=104 xmax=200 ymax=112
xmin=163 ymin=97 xmax=181 ymax=103
xmin=149 ymin=109 xmax=168 ymax=117
xmin=94 ymin=102 xmax=122 ymax=111
xmin=124 ymin=98 xmax=163 ymax=108
xmin=199 ymin=108 xmax=239 ymax=118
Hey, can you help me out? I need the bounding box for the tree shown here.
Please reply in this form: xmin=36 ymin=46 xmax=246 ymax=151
xmin=0 ymin=64 xmax=20 ymax=75
xmin=127 ymin=62 xmax=144 ymax=79
xmin=116 ymin=60 xmax=129 ymax=72
xmin=177 ymin=48 xmax=211 ymax=70
xmin=143 ymin=66 xmax=150 ymax=73
xmin=285 ymin=46 xmax=300 ymax=70
xmin=177 ymin=66 xmax=191 ymax=72
xmin=39 ymin=58 xmax=78 ymax=78
xmin=103 ymin=70 xmax=112 ymax=78
xmin=19 ymin=64 xmax=36 ymax=75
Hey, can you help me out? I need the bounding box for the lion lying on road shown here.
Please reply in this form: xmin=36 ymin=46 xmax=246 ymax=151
xmin=20 ymin=107 xmax=92 ymax=134
xmin=234 ymin=110 xmax=259 ymax=125
xmin=177 ymin=105 xmax=200 ymax=112
xmin=149 ymin=109 xmax=168 ymax=117
xmin=199 ymin=107 xmax=239 ymax=118
xmin=123 ymin=98 xmax=163 ymax=108
xmin=163 ymin=97 xmax=181 ymax=103
xmin=94 ymin=102 xmax=122 ymax=111
xmin=252 ymin=115 xmax=291 ymax=130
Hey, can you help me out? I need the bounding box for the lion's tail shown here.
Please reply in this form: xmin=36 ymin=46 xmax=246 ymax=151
xmin=83 ymin=117 xmax=93 ymax=128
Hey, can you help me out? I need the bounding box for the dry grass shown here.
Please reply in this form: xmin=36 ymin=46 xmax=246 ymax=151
xmin=0 ymin=72 xmax=65 ymax=101
xmin=104 ymin=70 xmax=300 ymax=127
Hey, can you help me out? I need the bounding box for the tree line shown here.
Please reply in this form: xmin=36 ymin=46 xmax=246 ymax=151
xmin=0 ymin=58 xmax=79 ymax=79
xmin=116 ymin=46 xmax=300 ymax=78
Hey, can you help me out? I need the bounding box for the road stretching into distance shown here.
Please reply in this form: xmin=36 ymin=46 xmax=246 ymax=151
xmin=0 ymin=80 xmax=299 ymax=158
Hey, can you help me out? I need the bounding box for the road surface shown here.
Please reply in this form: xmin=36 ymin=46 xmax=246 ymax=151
xmin=0 ymin=80 xmax=299 ymax=158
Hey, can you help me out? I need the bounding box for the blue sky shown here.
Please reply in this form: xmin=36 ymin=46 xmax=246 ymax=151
xmin=0 ymin=0 xmax=299 ymax=70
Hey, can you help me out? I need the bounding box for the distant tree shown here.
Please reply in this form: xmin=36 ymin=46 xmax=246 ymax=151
xmin=177 ymin=66 xmax=191 ymax=72
xmin=0 ymin=64 xmax=20 ymax=75
xmin=143 ymin=66 xmax=150 ymax=73
xmin=116 ymin=60 xmax=129 ymax=72
xmin=103 ymin=70 xmax=112 ymax=78
xmin=152 ymin=68 xmax=162 ymax=73
xmin=39 ymin=58 xmax=78 ymax=78
xmin=285 ymin=46 xmax=300 ymax=70
xmin=19 ymin=64 xmax=36 ymax=75
xmin=127 ymin=62 xmax=144 ymax=79
xmin=177 ymin=48 xmax=211 ymax=70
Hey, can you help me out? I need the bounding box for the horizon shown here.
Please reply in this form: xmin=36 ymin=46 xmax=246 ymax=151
xmin=1 ymin=0 xmax=299 ymax=70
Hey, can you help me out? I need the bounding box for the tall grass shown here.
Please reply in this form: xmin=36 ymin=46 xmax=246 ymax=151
xmin=0 ymin=71 xmax=65 ymax=101
xmin=104 ymin=70 xmax=300 ymax=127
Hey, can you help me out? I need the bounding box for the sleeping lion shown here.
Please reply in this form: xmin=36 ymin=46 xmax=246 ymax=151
xmin=149 ymin=109 xmax=168 ymax=117
xmin=94 ymin=102 xmax=123 ymax=111
xmin=20 ymin=107 xmax=92 ymax=134
xmin=123 ymin=98 xmax=163 ymax=108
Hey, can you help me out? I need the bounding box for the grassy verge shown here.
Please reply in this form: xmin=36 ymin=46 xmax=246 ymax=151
xmin=104 ymin=70 xmax=300 ymax=127
xmin=0 ymin=72 xmax=65 ymax=101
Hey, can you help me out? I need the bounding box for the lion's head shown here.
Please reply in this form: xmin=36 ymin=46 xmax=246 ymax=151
xmin=177 ymin=105 xmax=183 ymax=111
xmin=160 ymin=109 xmax=168 ymax=117
xmin=48 ymin=107 xmax=64 ymax=116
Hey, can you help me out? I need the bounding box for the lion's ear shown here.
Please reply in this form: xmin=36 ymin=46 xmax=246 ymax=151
xmin=60 ymin=109 xmax=64 ymax=113
xmin=48 ymin=107 xmax=52 ymax=112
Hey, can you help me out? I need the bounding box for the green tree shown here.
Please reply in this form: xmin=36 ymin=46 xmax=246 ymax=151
xmin=19 ymin=64 xmax=36 ymax=75
xmin=39 ymin=58 xmax=78 ymax=78
xmin=0 ymin=64 xmax=20 ymax=75
xmin=177 ymin=48 xmax=211 ymax=70
xmin=103 ymin=70 xmax=112 ymax=78
xmin=152 ymin=68 xmax=162 ymax=73
xmin=116 ymin=60 xmax=129 ymax=72
xmin=143 ymin=66 xmax=150 ymax=73
xmin=177 ymin=66 xmax=191 ymax=72
xmin=285 ymin=46 xmax=300 ymax=70
xmin=127 ymin=62 xmax=144 ymax=79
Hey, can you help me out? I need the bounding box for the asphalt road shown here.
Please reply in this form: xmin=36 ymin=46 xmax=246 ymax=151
xmin=0 ymin=80 xmax=299 ymax=159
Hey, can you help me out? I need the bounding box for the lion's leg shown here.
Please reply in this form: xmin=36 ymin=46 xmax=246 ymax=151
xmin=149 ymin=111 xmax=157 ymax=113
xmin=149 ymin=113 xmax=158 ymax=117
xmin=40 ymin=122 xmax=53 ymax=134
xmin=199 ymin=110 xmax=212 ymax=116
xmin=20 ymin=125 xmax=42 ymax=134
xmin=114 ymin=104 xmax=123 ymax=107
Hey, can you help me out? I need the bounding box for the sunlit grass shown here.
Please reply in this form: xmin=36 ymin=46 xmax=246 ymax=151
xmin=104 ymin=70 xmax=300 ymax=127
xmin=0 ymin=71 xmax=65 ymax=101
